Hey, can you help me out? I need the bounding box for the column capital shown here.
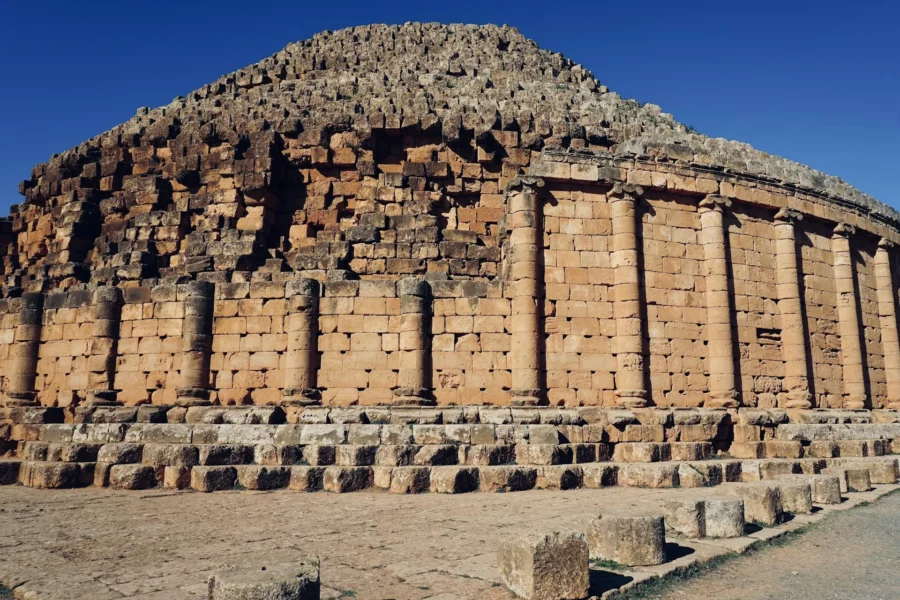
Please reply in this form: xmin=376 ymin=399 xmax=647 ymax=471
xmin=699 ymin=194 xmax=732 ymax=212
xmin=609 ymin=183 xmax=644 ymax=202
xmin=878 ymin=237 xmax=895 ymax=250
xmin=833 ymin=222 xmax=856 ymax=238
xmin=505 ymin=176 xmax=545 ymax=198
xmin=774 ymin=208 xmax=804 ymax=224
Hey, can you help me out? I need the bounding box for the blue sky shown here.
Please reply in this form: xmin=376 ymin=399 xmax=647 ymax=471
xmin=0 ymin=1 xmax=897 ymax=211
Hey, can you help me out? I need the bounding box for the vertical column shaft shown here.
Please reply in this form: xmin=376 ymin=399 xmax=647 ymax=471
xmin=610 ymin=184 xmax=647 ymax=408
xmin=4 ymin=292 xmax=44 ymax=407
xmin=874 ymin=239 xmax=900 ymax=409
xmin=395 ymin=279 xmax=432 ymax=406
xmin=506 ymin=177 xmax=545 ymax=406
xmin=282 ymin=278 xmax=321 ymax=406
xmin=86 ymin=286 xmax=123 ymax=406
xmin=832 ymin=223 xmax=867 ymax=409
xmin=176 ymin=280 xmax=214 ymax=406
xmin=773 ymin=209 xmax=812 ymax=409
xmin=700 ymin=195 xmax=740 ymax=408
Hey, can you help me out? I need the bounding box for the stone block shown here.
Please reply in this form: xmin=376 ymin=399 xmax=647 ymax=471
xmin=430 ymin=466 xmax=479 ymax=494
xmin=164 ymin=466 xmax=192 ymax=489
xmin=237 ymin=466 xmax=290 ymax=490
xmin=199 ymin=444 xmax=253 ymax=466
xmin=612 ymin=442 xmax=662 ymax=463
xmin=141 ymin=443 xmax=199 ymax=466
xmin=581 ymin=464 xmax=618 ymax=488
xmin=669 ymin=442 xmax=711 ymax=462
xmin=778 ymin=474 xmax=841 ymax=504
xmin=617 ymin=463 xmax=678 ymax=488
xmin=775 ymin=480 xmax=813 ymax=514
xmin=335 ymin=445 xmax=377 ymax=466
xmin=702 ymin=499 xmax=744 ymax=538
xmin=414 ymin=444 xmax=458 ymax=466
xmin=729 ymin=483 xmax=782 ymax=526
xmin=729 ymin=441 xmax=763 ymax=459
xmin=288 ymin=467 xmax=324 ymax=492
xmin=664 ymin=499 xmax=705 ymax=538
xmin=98 ymin=443 xmax=143 ymax=464
xmin=109 ymin=464 xmax=156 ymax=490
xmin=374 ymin=444 xmax=416 ymax=466
xmin=822 ymin=467 xmax=871 ymax=492
xmin=516 ymin=444 xmax=572 ymax=465
xmin=677 ymin=463 xmax=722 ymax=488
xmin=588 ymin=515 xmax=665 ymax=566
xmin=323 ymin=466 xmax=372 ymax=493
xmin=191 ymin=466 xmax=237 ymax=492
xmin=479 ymin=466 xmax=537 ymax=492
xmin=461 ymin=444 xmax=514 ymax=466
xmin=535 ymin=466 xmax=583 ymax=490
xmin=497 ymin=530 xmax=589 ymax=600
xmin=20 ymin=461 xmax=85 ymax=489
xmin=301 ymin=445 xmax=336 ymax=466
xmin=208 ymin=559 xmax=320 ymax=600
xmin=764 ymin=441 xmax=802 ymax=459
xmin=854 ymin=460 xmax=898 ymax=484
xmin=807 ymin=441 xmax=837 ymax=458
xmin=389 ymin=466 xmax=431 ymax=494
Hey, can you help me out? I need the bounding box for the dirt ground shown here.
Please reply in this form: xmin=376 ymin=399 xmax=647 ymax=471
xmin=629 ymin=489 xmax=900 ymax=600
xmin=0 ymin=484 xmax=747 ymax=600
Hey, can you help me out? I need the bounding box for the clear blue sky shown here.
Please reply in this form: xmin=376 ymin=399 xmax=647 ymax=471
xmin=1 ymin=1 xmax=897 ymax=212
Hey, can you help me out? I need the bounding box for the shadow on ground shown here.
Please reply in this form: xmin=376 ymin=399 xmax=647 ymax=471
xmin=589 ymin=569 xmax=634 ymax=595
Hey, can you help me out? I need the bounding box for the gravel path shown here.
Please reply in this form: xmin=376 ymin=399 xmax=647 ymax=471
xmin=632 ymin=490 xmax=900 ymax=600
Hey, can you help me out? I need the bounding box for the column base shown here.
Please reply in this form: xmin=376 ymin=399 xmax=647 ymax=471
xmin=779 ymin=390 xmax=812 ymax=410
xmin=705 ymin=390 xmax=740 ymax=409
xmin=2 ymin=391 xmax=40 ymax=407
xmin=392 ymin=388 xmax=435 ymax=406
xmin=281 ymin=387 xmax=322 ymax=407
xmin=843 ymin=394 xmax=867 ymax=410
xmin=509 ymin=389 xmax=546 ymax=407
xmin=175 ymin=387 xmax=211 ymax=407
xmin=614 ymin=389 xmax=648 ymax=409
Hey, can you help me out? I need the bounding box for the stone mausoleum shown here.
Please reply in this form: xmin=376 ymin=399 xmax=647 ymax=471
xmin=1 ymin=23 xmax=899 ymax=494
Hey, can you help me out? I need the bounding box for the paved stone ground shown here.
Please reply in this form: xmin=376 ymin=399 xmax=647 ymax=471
xmin=630 ymin=489 xmax=900 ymax=600
xmin=0 ymin=485 xmax=747 ymax=600
xmin=0 ymin=485 xmax=897 ymax=600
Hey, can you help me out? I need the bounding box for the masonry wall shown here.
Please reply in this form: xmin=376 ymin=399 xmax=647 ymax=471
xmin=2 ymin=153 xmax=900 ymax=412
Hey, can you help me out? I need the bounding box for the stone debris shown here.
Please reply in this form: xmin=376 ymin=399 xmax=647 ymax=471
xmin=208 ymin=560 xmax=320 ymax=600
xmin=497 ymin=530 xmax=589 ymax=600
xmin=588 ymin=514 xmax=666 ymax=566
xmin=728 ymin=482 xmax=783 ymax=526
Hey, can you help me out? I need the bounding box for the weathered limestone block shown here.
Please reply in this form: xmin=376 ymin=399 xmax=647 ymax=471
xmin=778 ymin=474 xmax=842 ymax=504
xmin=142 ymin=443 xmax=199 ymax=466
xmin=413 ymin=444 xmax=458 ymax=466
xmin=237 ymin=466 xmax=290 ymax=490
xmin=617 ymin=463 xmax=678 ymax=488
xmin=612 ymin=442 xmax=662 ymax=463
xmin=98 ymin=443 xmax=143 ymax=464
xmin=823 ymin=467 xmax=872 ymax=492
xmin=109 ymin=464 xmax=156 ymax=490
xmin=497 ymin=531 xmax=589 ymax=600
xmin=775 ymin=480 xmax=813 ymax=514
xmin=664 ymin=499 xmax=705 ymax=538
xmin=20 ymin=461 xmax=88 ymax=488
xmin=846 ymin=460 xmax=897 ymax=484
xmin=460 ymin=444 xmax=516 ymax=466
xmin=288 ymin=467 xmax=325 ymax=492
xmin=192 ymin=466 xmax=237 ymax=492
xmin=703 ymin=499 xmax=745 ymax=538
xmin=430 ymin=466 xmax=479 ymax=493
xmin=336 ymin=445 xmax=377 ymax=466
xmin=516 ymin=444 xmax=573 ymax=465
xmin=164 ymin=466 xmax=191 ymax=489
xmin=588 ymin=515 xmax=665 ymax=566
xmin=729 ymin=483 xmax=783 ymax=526
xmin=534 ymin=466 xmax=583 ymax=490
xmin=581 ymin=464 xmax=618 ymax=488
xmin=200 ymin=445 xmax=254 ymax=466
xmin=479 ymin=466 xmax=537 ymax=492
xmin=677 ymin=463 xmax=722 ymax=488
xmin=322 ymin=466 xmax=372 ymax=493
xmin=208 ymin=560 xmax=320 ymax=600
xmin=389 ymin=466 xmax=431 ymax=494
xmin=301 ymin=445 xmax=336 ymax=466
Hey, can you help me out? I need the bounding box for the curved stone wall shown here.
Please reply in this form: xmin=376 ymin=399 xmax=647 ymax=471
xmin=1 ymin=138 xmax=899 ymax=413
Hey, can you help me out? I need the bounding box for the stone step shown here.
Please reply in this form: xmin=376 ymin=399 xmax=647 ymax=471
xmin=8 ymin=455 xmax=897 ymax=495
xmin=776 ymin=423 xmax=900 ymax=442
